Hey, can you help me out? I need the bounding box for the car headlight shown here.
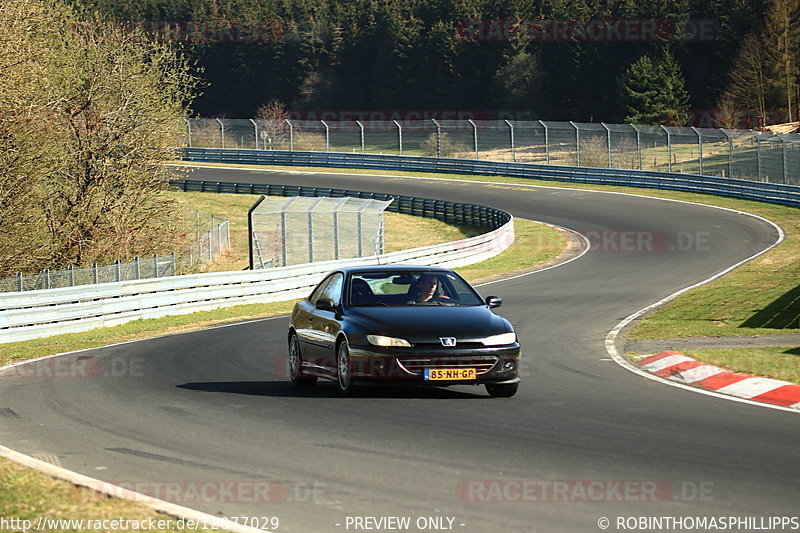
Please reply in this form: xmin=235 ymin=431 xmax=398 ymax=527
xmin=367 ymin=334 xmax=412 ymax=347
xmin=481 ymin=332 xmax=517 ymax=346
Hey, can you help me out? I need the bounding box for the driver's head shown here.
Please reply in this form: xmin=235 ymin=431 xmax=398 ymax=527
xmin=416 ymin=274 xmax=438 ymax=302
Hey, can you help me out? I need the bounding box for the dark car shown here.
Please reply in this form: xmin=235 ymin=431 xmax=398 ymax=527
xmin=287 ymin=265 xmax=521 ymax=397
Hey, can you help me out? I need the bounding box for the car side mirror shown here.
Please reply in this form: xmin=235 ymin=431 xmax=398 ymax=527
xmin=486 ymin=296 xmax=502 ymax=309
xmin=315 ymin=297 xmax=336 ymax=311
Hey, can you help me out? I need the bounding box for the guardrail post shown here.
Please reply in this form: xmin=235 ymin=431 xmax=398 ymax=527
xmin=432 ymin=119 xmax=442 ymax=158
xmin=601 ymin=123 xmax=612 ymax=167
xmin=505 ymin=120 xmax=515 ymax=162
xmin=43 ymin=268 xmax=50 ymax=290
xmin=394 ymin=120 xmax=403 ymax=155
xmin=68 ymin=265 xmax=75 ymax=286
xmin=286 ymin=119 xmax=294 ymax=151
xmin=152 ymin=254 xmax=158 ymax=277
xmin=133 ymin=257 xmax=140 ymax=280
xmin=184 ymin=118 xmax=192 ymax=148
xmin=692 ymin=127 xmax=703 ymax=175
xmin=114 ymin=260 xmax=121 ymax=282
xmin=321 ymin=120 xmax=330 ymax=152
xmin=169 ymin=252 xmax=175 ymax=275
xmin=216 ymin=118 xmax=225 ymax=149
xmin=660 ymin=125 xmax=672 ymax=172
xmin=15 ymin=272 xmax=22 ymax=292
xmin=468 ymin=119 xmax=478 ymax=159
xmin=569 ymin=121 xmax=580 ymax=166
xmin=250 ymin=118 xmax=259 ymax=150
xmin=92 ymin=263 xmax=98 ymax=284
xmin=539 ymin=120 xmax=550 ymax=164
xmin=356 ymin=120 xmax=365 ymax=153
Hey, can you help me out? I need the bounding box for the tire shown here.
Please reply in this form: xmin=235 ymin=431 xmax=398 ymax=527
xmin=485 ymin=382 xmax=518 ymax=398
xmin=288 ymin=333 xmax=317 ymax=386
xmin=336 ymin=340 xmax=355 ymax=396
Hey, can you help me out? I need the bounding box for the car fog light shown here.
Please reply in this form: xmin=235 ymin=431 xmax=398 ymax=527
xmin=500 ymin=360 xmax=516 ymax=372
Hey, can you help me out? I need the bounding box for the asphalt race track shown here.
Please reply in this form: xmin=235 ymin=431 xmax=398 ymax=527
xmin=1 ymin=166 xmax=798 ymax=533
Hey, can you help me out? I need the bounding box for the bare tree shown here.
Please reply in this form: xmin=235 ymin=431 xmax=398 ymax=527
xmin=720 ymin=34 xmax=770 ymax=129
xmin=0 ymin=0 xmax=60 ymax=274
xmin=254 ymin=98 xmax=292 ymax=150
xmin=762 ymin=0 xmax=800 ymax=122
xmin=0 ymin=0 xmax=199 ymax=274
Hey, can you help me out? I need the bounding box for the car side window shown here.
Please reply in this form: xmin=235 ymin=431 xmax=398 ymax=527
xmin=308 ymin=275 xmax=335 ymax=305
xmin=319 ymin=273 xmax=344 ymax=306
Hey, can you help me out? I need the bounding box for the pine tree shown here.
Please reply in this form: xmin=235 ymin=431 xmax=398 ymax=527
xmin=620 ymin=49 xmax=690 ymax=125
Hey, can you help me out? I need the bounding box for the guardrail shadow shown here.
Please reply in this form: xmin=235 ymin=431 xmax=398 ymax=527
xmin=178 ymin=381 xmax=485 ymax=399
xmin=740 ymin=285 xmax=800 ymax=330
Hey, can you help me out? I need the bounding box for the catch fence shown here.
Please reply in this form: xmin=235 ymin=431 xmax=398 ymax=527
xmin=185 ymin=119 xmax=800 ymax=185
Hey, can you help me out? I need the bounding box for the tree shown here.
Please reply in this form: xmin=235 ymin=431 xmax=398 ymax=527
xmin=620 ymin=48 xmax=690 ymax=125
xmin=0 ymin=0 xmax=62 ymax=273
xmin=762 ymin=0 xmax=800 ymax=122
xmin=494 ymin=46 xmax=547 ymax=115
xmin=254 ymin=98 xmax=292 ymax=150
xmin=0 ymin=0 xmax=199 ymax=274
xmin=718 ymin=34 xmax=771 ymax=128
xmin=38 ymin=16 xmax=199 ymax=266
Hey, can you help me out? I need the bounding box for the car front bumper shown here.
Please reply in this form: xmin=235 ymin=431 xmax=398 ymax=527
xmin=348 ymin=343 xmax=521 ymax=384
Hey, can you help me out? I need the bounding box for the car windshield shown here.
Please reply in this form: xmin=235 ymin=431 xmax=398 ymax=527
xmin=348 ymin=271 xmax=484 ymax=307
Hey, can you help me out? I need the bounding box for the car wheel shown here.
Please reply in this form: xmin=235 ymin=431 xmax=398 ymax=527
xmin=288 ymin=333 xmax=317 ymax=386
xmin=336 ymin=340 xmax=355 ymax=396
xmin=485 ymin=383 xmax=518 ymax=398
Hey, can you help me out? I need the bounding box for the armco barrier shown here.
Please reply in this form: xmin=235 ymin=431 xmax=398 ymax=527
xmin=0 ymin=184 xmax=513 ymax=344
xmin=180 ymin=148 xmax=800 ymax=208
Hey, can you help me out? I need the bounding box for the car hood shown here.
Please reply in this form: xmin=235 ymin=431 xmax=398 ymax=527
xmin=346 ymin=305 xmax=510 ymax=342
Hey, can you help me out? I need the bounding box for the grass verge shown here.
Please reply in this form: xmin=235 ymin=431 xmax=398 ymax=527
xmin=679 ymin=347 xmax=800 ymax=384
xmin=0 ymin=458 xmax=219 ymax=532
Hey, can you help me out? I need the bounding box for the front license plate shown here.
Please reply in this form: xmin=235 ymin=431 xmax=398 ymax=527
xmin=424 ymin=368 xmax=477 ymax=380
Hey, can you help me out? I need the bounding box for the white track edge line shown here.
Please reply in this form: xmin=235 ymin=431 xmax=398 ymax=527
xmin=0 ymin=445 xmax=268 ymax=533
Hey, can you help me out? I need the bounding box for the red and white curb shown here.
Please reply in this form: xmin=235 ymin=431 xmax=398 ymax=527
xmin=634 ymin=351 xmax=800 ymax=410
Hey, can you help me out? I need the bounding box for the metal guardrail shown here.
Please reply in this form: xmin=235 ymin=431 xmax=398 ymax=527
xmin=181 ymin=148 xmax=800 ymax=208
xmin=0 ymin=183 xmax=513 ymax=344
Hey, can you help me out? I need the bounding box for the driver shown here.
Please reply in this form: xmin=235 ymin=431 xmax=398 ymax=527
xmin=411 ymin=274 xmax=451 ymax=303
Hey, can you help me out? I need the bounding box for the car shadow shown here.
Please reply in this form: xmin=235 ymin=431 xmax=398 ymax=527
xmin=177 ymin=381 xmax=486 ymax=399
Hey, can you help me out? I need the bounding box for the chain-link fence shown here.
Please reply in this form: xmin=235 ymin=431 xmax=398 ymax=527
xmin=249 ymin=195 xmax=392 ymax=269
xmin=182 ymin=212 xmax=231 ymax=268
xmin=186 ymin=118 xmax=800 ymax=185
xmin=1 ymin=211 xmax=231 ymax=293
xmin=0 ymin=254 xmax=177 ymax=293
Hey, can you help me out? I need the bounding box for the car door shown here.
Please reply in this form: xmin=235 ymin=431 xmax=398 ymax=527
xmin=296 ymin=274 xmax=337 ymax=373
xmin=308 ymin=272 xmax=344 ymax=373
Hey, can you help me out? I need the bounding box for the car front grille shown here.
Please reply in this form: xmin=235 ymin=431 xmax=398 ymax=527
xmin=396 ymin=355 xmax=499 ymax=376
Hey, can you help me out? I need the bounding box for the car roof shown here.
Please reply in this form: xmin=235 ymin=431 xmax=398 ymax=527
xmin=340 ymin=264 xmax=454 ymax=276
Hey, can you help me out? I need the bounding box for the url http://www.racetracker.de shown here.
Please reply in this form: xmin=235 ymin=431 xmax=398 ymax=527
xmin=597 ymin=516 xmax=800 ymax=531
xmin=0 ymin=515 xmax=279 ymax=531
